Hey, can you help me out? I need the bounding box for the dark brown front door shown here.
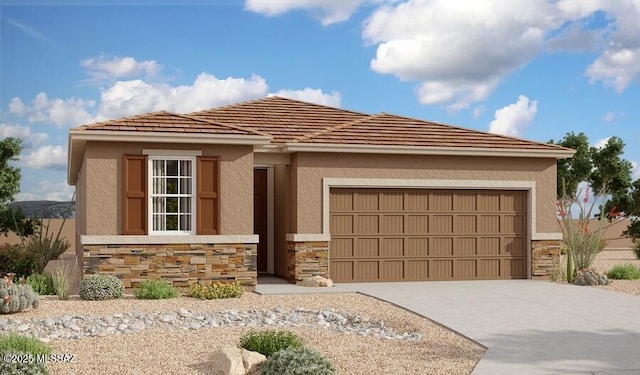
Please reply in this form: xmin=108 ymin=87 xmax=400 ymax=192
xmin=254 ymin=169 xmax=268 ymax=273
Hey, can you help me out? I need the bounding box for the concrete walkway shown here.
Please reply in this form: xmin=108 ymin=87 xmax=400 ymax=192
xmin=256 ymin=279 xmax=640 ymax=375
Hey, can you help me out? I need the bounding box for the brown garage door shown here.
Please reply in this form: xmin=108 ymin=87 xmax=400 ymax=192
xmin=330 ymin=189 xmax=527 ymax=282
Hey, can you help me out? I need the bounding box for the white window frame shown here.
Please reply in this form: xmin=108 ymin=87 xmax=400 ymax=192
xmin=147 ymin=155 xmax=196 ymax=235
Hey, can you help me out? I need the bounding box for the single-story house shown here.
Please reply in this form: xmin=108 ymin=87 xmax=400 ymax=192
xmin=67 ymin=96 xmax=574 ymax=288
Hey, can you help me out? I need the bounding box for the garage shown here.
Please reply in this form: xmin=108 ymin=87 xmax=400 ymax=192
xmin=329 ymin=188 xmax=528 ymax=282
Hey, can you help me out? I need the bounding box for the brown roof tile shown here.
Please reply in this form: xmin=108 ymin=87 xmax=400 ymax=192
xmin=75 ymin=111 xmax=267 ymax=136
xmin=190 ymin=96 xmax=368 ymax=143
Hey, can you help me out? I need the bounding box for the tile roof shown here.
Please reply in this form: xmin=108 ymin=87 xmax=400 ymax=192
xmin=190 ymin=96 xmax=368 ymax=143
xmin=294 ymin=113 xmax=564 ymax=150
xmin=75 ymin=111 xmax=267 ymax=136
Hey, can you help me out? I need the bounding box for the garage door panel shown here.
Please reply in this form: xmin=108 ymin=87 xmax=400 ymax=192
xmin=382 ymin=215 xmax=404 ymax=233
xmin=330 ymin=189 xmax=528 ymax=282
xmin=431 ymin=237 xmax=453 ymax=256
xmin=407 ymin=238 xmax=429 ymax=257
xmin=381 ymin=238 xmax=404 ymax=257
xmin=355 ymin=238 xmax=378 ymax=257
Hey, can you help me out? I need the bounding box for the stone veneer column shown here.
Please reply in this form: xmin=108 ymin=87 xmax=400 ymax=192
xmin=531 ymin=239 xmax=562 ymax=279
xmin=83 ymin=243 xmax=257 ymax=289
xmin=286 ymin=241 xmax=329 ymax=282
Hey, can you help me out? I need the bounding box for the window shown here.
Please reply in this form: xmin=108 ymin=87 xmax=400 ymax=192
xmin=149 ymin=157 xmax=195 ymax=234
xmin=123 ymin=154 xmax=219 ymax=236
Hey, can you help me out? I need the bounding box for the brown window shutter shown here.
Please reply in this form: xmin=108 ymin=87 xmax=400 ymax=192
xmin=122 ymin=155 xmax=147 ymax=235
xmin=197 ymin=156 xmax=220 ymax=235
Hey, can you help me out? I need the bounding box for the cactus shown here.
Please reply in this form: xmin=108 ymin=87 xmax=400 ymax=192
xmin=0 ymin=276 xmax=40 ymax=314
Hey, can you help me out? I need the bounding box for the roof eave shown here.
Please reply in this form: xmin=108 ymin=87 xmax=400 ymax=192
xmin=67 ymin=130 xmax=273 ymax=185
xmin=281 ymin=143 xmax=576 ymax=159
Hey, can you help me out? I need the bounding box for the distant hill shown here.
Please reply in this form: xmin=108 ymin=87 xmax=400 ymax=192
xmin=9 ymin=201 xmax=75 ymax=219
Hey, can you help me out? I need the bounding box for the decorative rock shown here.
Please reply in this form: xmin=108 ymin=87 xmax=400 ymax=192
xmin=300 ymin=275 xmax=333 ymax=287
xmin=211 ymin=347 xmax=266 ymax=375
xmin=117 ymin=324 xmax=128 ymax=331
xmin=16 ymin=324 xmax=29 ymax=332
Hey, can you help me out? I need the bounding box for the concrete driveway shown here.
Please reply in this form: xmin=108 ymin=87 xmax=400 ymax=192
xmin=257 ymin=279 xmax=640 ymax=375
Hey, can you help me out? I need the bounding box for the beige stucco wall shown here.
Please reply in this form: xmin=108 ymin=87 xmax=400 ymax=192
xmin=292 ymin=152 xmax=559 ymax=235
xmin=2 ymin=219 xmax=76 ymax=252
xmin=76 ymin=159 xmax=87 ymax=258
xmin=82 ymin=141 xmax=253 ymax=235
xmin=274 ymin=164 xmax=290 ymax=277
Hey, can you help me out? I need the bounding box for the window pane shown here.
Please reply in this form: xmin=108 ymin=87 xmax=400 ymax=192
xmin=180 ymin=177 xmax=192 ymax=194
xmin=166 ymin=215 xmax=178 ymax=230
xmin=153 ymin=177 xmax=162 ymax=195
xmin=180 ymin=160 xmax=192 ymax=176
xmin=153 ymin=197 xmax=165 ymax=214
xmin=180 ymin=214 xmax=191 ymax=231
xmin=153 ymin=214 xmax=163 ymax=231
xmin=153 ymin=160 xmax=165 ymax=177
xmin=166 ymin=160 xmax=178 ymax=176
xmin=167 ymin=178 xmax=178 ymax=194
xmin=166 ymin=197 xmax=179 ymax=213
xmin=180 ymin=197 xmax=192 ymax=213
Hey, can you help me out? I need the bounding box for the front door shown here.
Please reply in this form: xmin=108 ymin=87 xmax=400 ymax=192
xmin=254 ymin=169 xmax=268 ymax=273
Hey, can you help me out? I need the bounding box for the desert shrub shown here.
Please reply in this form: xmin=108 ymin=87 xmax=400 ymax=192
xmin=25 ymin=273 xmax=55 ymax=295
xmin=606 ymin=263 xmax=640 ymax=280
xmin=0 ymin=333 xmax=52 ymax=375
xmin=573 ymin=268 xmax=610 ymax=286
xmin=188 ymin=281 xmax=243 ymax=299
xmin=0 ymin=244 xmax=37 ymax=279
xmin=240 ymin=330 xmax=304 ymax=358
xmin=633 ymin=240 xmax=640 ymax=260
xmin=79 ymin=275 xmax=124 ymax=301
xmin=134 ymin=280 xmax=179 ymax=299
xmin=52 ymin=262 xmax=77 ymax=300
xmin=24 ymin=219 xmax=70 ymax=275
xmin=0 ymin=277 xmax=40 ymax=313
xmin=260 ymin=347 xmax=335 ymax=375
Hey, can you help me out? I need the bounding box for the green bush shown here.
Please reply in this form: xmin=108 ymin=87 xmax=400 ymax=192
xmin=0 ymin=244 xmax=37 ymax=279
xmin=79 ymin=275 xmax=124 ymax=301
xmin=0 ymin=333 xmax=52 ymax=375
xmin=26 ymin=273 xmax=55 ymax=296
xmin=260 ymin=347 xmax=335 ymax=375
xmin=134 ymin=280 xmax=179 ymax=299
xmin=188 ymin=281 xmax=243 ymax=299
xmin=240 ymin=330 xmax=304 ymax=358
xmin=633 ymin=240 xmax=640 ymax=260
xmin=0 ymin=278 xmax=40 ymax=314
xmin=606 ymin=263 xmax=640 ymax=280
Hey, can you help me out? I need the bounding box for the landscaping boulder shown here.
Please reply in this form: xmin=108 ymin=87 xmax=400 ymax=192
xmin=211 ymin=347 xmax=266 ymax=375
xmin=300 ymin=275 xmax=333 ymax=287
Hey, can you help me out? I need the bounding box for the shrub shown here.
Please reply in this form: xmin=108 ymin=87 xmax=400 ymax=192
xmin=79 ymin=275 xmax=124 ymax=301
xmin=633 ymin=240 xmax=640 ymax=260
xmin=52 ymin=262 xmax=77 ymax=300
xmin=260 ymin=347 xmax=335 ymax=375
xmin=24 ymin=219 xmax=70 ymax=275
xmin=0 ymin=276 xmax=40 ymax=313
xmin=240 ymin=330 xmax=304 ymax=358
xmin=0 ymin=244 xmax=37 ymax=279
xmin=606 ymin=263 xmax=640 ymax=280
xmin=573 ymin=268 xmax=610 ymax=286
xmin=25 ymin=273 xmax=55 ymax=295
xmin=188 ymin=281 xmax=243 ymax=299
xmin=0 ymin=333 xmax=52 ymax=375
xmin=134 ymin=280 xmax=179 ymax=299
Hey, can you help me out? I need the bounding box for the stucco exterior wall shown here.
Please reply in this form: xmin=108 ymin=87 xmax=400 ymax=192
xmin=293 ymin=152 xmax=559 ymax=235
xmin=274 ymin=164 xmax=290 ymax=277
xmin=76 ymin=159 xmax=87 ymax=259
xmin=82 ymin=141 xmax=253 ymax=236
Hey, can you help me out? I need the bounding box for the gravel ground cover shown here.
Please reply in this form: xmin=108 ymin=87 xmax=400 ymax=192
xmin=3 ymin=293 xmax=484 ymax=375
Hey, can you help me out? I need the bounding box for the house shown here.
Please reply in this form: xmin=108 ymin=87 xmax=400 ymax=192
xmin=67 ymin=97 xmax=574 ymax=288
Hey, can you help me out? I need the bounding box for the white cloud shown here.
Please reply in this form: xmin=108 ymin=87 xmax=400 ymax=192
xmin=488 ymin=95 xmax=538 ymax=137
xmin=472 ymin=106 xmax=484 ymax=119
xmin=631 ymin=161 xmax=640 ymax=180
xmin=81 ymin=55 xmax=161 ymax=81
xmin=245 ymin=0 xmax=370 ymax=25
xmin=10 ymin=93 xmax=97 ymax=128
xmin=594 ymin=136 xmax=611 ymax=149
xmin=99 ymin=73 xmax=268 ymax=118
xmin=586 ymin=46 xmax=640 ymax=92
xmin=16 ymin=180 xmax=74 ymax=202
xmin=546 ymin=22 xmax=605 ymax=52
xmin=271 ymin=88 xmax=341 ymax=107
xmin=22 ymin=145 xmax=67 ymax=170
xmin=603 ymin=112 xmax=615 ymax=123
xmin=0 ymin=124 xmax=48 ymax=147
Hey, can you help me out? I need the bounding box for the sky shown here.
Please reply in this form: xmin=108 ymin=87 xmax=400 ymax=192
xmin=1 ymin=0 xmax=639 ymax=202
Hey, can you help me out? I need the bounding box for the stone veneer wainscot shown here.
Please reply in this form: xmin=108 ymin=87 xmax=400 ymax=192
xmin=287 ymin=241 xmax=329 ymax=283
xmin=531 ymin=239 xmax=562 ymax=278
xmin=83 ymin=241 xmax=257 ymax=289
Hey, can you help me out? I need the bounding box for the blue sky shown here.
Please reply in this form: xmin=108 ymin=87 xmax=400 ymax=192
xmin=1 ymin=0 xmax=639 ymax=201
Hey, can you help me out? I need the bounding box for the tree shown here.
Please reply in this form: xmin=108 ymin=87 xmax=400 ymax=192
xmin=0 ymin=137 xmax=36 ymax=236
